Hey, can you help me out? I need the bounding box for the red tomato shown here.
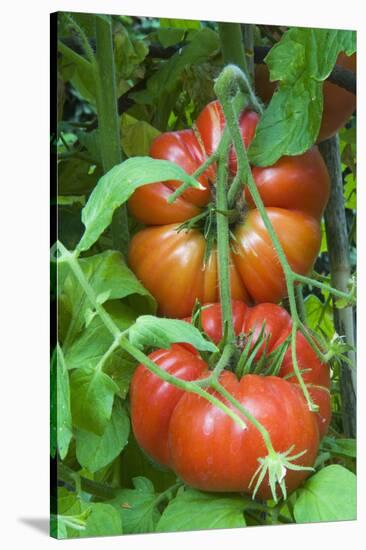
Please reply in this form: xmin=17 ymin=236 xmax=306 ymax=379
xmin=128 ymin=102 xmax=259 ymax=226
xmin=128 ymin=225 xmax=250 ymax=318
xmin=318 ymin=53 xmax=356 ymax=142
xmin=169 ymin=372 xmax=319 ymax=499
xmin=130 ymin=344 xmax=207 ymax=467
xmin=128 ymin=101 xmax=330 ymax=317
xmin=130 ymin=301 xmax=330 ymax=498
xmin=194 ymin=301 xmax=331 ymax=437
xmin=128 ymin=129 xmax=214 ymax=225
xmin=195 ymin=101 xmax=260 ymax=174
xmin=255 ymin=53 xmax=356 ymax=143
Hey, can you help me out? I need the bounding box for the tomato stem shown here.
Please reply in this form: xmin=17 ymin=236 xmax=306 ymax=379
xmin=63 ymin=14 xmax=96 ymax=65
xmin=58 ymin=462 xmax=117 ymax=500
xmin=215 ymin=135 xmax=236 ymax=345
xmin=95 ymin=15 xmax=130 ymax=255
xmin=295 ymin=284 xmax=307 ymax=324
xmin=294 ymin=273 xmax=355 ymax=302
xmin=214 ymin=65 xmax=320 ymax=411
xmin=218 ymin=22 xmax=249 ymax=77
xmin=211 ymin=344 xmax=236 ymax=381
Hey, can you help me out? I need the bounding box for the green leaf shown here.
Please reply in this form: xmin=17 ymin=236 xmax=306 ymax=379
xmin=54 ymin=488 xmax=86 ymax=539
xmin=64 ymin=304 xmax=137 ymax=399
xmin=114 ymin=24 xmax=149 ymax=81
xmin=340 ymin=126 xmax=356 ymax=176
xmin=249 ymin=28 xmax=356 ymax=166
xmin=121 ymin=114 xmax=161 ymax=157
xmin=320 ymin=220 xmax=328 ymax=253
xmin=78 ymin=158 xmax=203 ymax=252
xmin=60 ymin=251 xmax=156 ymax=347
xmin=158 ymin=28 xmax=185 ymax=48
xmin=58 ymin=40 xmax=96 ymax=105
xmin=70 ymin=367 xmax=119 ymax=435
xmin=344 ymin=172 xmax=356 ymax=210
xmin=129 ymin=316 xmax=218 ymax=352
xmin=321 ymin=436 xmax=356 ymax=458
xmin=294 ymin=465 xmax=356 ymax=523
xmin=58 ymin=158 xmax=102 ymax=196
xmin=76 ymin=399 xmax=130 ymax=473
xmin=54 ymin=510 xmax=91 ymax=539
xmin=50 ymin=345 xmax=73 ymax=460
xmin=157 ymin=489 xmax=247 ymax=532
xmin=54 ymin=490 xmax=123 ymax=538
xmin=76 ymin=129 xmax=102 ymax=165
xmin=120 ymin=433 xmax=177 ymax=492
xmin=81 ymin=503 xmax=123 ymax=537
xmin=110 ymin=477 xmax=160 ymax=534
xmin=147 ymin=28 xmax=220 ymax=98
xmin=59 ymin=12 xmax=97 ymax=39
xmin=69 ymin=13 xmax=96 ymax=37
xmin=160 ymin=18 xmax=201 ymax=30
xmin=304 ymin=294 xmax=335 ymax=340
xmin=57 ymin=487 xmax=81 ymax=516
xmin=335 ymin=296 xmax=352 ymax=309
xmin=58 ymin=203 xmax=86 ymax=251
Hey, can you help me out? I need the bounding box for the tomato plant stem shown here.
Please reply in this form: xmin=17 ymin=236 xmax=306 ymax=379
xmin=214 ymin=65 xmax=317 ymax=410
xmin=295 ymin=285 xmax=307 ymax=324
xmin=293 ymin=273 xmax=354 ymax=302
xmin=58 ymin=463 xmax=116 ymax=500
xmin=211 ymin=344 xmax=236 ymax=380
xmin=153 ymin=482 xmax=182 ymax=506
xmin=57 ymin=242 xmax=121 ymax=340
xmin=63 ymin=14 xmax=96 ymax=65
xmin=216 ymin=139 xmax=235 ymax=345
xmin=242 ymin=24 xmax=255 ymax=82
xmin=218 ymin=22 xmax=249 ymax=77
xmin=95 ymin=16 xmax=130 ymax=256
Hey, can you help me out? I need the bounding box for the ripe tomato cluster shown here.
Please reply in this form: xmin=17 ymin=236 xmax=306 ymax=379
xmin=131 ymin=302 xmax=331 ymax=499
xmin=128 ymin=100 xmax=330 ymax=318
xmin=125 ymin=63 xmax=355 ymax=497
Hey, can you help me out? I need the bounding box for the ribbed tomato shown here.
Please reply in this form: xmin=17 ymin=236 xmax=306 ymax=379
xmin=168 ymin=371 xmax=319 ymax=499
xmin=130 ymin=344 xmax=207 ymax=467
xmin=254 ymin=53 xmax=356 ymax=143
xmin=192 ymin=301 xmax=331 ymax=437
xmin=130 ymin=301 xmax=330 ymax=499
xmin=128 ymin=101 xmax=330 ymax=317
xmin=128 ymin=103 xmax=258 ymax=225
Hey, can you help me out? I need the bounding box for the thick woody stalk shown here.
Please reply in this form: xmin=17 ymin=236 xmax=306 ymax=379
xmin=319 ymin=135 xmax=356 ymax=437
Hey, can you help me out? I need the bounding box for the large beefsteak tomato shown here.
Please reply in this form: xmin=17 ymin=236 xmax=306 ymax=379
xmin=128 ymin=101 xmax=330 ymax=318
xmin=130 ymin=301 xmax=330 ymax=499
